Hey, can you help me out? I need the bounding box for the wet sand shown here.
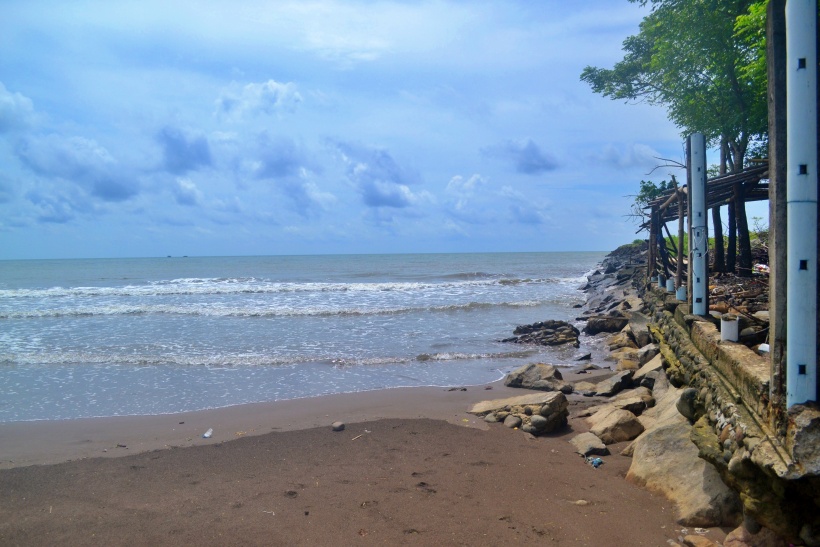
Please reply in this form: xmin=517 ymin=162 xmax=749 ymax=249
xmin=0 ymin=382 xmax=711 ymax=546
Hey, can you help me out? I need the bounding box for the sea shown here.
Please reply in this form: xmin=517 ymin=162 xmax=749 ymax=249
xmin=0 ymin=252 xmax=606 ymax=422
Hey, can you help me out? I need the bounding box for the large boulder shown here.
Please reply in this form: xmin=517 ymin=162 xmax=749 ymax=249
xmin=628 ymin=311 xmax=653 ymax=348
xmin=633 ymin=353 xmax=664 ymax=385
xmin=587 ymin=407 xmax=645 ymax=444
xmin=503 ymin=363 xmax=572 ymax=394
xmin=607 ymin=331 xmax=637 ymax=351
xmin=637 ymin=343 xmax=660 ymax=365
xmin=583 ymin=316 xmax=629 ymax=335
xmin=627 ymin=420 xmax=741 ymax=526
xmin=570 ymin=432 xmax=609 ymax=457
xmin=594 ymin=370 xmax=634 ymax=397
xmin=626 ymin=384 xmax=742 ymax=527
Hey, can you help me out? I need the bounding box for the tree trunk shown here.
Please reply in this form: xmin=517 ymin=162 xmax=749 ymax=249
xmin=712 ymin=206 xmax=725 ymax=273
xmin=677 ymin=189 xmax=685 ymax=287
xmin=735 ymin=182 xmax=753 ymax=277
xmin=711 ymin=138 xmax=728 ymax=273
xmin=727 ymin=200 xmax=737 ymax=273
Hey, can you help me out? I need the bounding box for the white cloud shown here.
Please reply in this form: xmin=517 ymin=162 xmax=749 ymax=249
xmin=0 ymin=82 xmax=35 ymax=133
xmin=173 ymin=178 xmax=203 ymax=206
xmin=216 ymin=80 xmax=303 ymax=121
xmin=593 ymin=143 xmax=666 ymax=170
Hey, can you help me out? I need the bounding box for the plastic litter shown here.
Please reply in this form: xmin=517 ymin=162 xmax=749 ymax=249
xmin=583 ymin=455 xmax=604 ymax=468
xmin=202 ymin=428 xmax=213 ymax=438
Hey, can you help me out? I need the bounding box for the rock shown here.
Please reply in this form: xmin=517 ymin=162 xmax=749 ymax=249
xmin=529 ymin=414 xmax=549 ymax=431
xmin=628 ymin=311 xmax=652 ymax=348
xmin=587 ymin=407 xmax=645 ymax=444
xmin=573 ymin=380 xmax=598 ymax=393
xmin=503 ymin=320 xmax=580 ymax=347
xmin=677 ymin=388 xmax=700 ymax=422
xmin=536 ymin=393 xmax=571 ymax=433
xmin=626 ymin=419 xmax=741 ymax=527
xmin=610 ymin=396 xmax=651 ymax=416
xmin=616 ymin=357 xmax=640 ymax=371
xmin=484 ymin=413 xmax=499 ymax=423
xmin=605 ymin=346 xmax=640 ymax=363
xmin=682 ymin=535 xmax=722 ymax=547
xmin=578 ymin=389 xmax=654 ymax=418
xmin=786 ymin=403 xmax=820 ymax=476
xmin=613 ymin=386 xmax=655 ymax=408
xmin=634 ymin=353 xmax=663 ymax=384
xmin=503 ymin=363 xmax=572 ymax=393
xmin=607 ymin=331 xmax=637 ymax=351
xmin=469 ymin=391 xmax=569 ymax=423
xmin=595 ymin=371 xmax=634 ymax=397
xmin=575 ymin=353 xmax=592 ymax=361
xmin=723 ymin=524 xmax=789 ymax=547
xmin=637 ymin=343 xmax=659 ymax=365
xmin=583 ymin=316 xmax=629 ymax=335
xmin=503 ymin=415 xmax=522 ymax=429
xmin=569 ymin=432 xmax=610 ymax=456
xmin=331 ymin=421 xmax=345 ymax=432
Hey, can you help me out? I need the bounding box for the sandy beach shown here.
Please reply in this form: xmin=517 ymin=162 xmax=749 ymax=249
xmin=0 ymin=381 xmax=728 ymax=546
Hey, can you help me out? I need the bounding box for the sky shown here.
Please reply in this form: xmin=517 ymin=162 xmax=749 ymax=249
xmin=0 ymin=0 xmax=699 ymax=259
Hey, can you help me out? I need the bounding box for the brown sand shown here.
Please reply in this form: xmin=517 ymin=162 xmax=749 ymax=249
xmin=0 ymin=384 xmax=714 ymax=546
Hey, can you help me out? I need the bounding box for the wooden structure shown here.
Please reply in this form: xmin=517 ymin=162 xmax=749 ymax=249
xmin=641 ymin=162 xmax=770 ymax=283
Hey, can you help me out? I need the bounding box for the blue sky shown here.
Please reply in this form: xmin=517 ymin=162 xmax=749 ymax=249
xmin=0 ymin=0 xmax=692 ymax=259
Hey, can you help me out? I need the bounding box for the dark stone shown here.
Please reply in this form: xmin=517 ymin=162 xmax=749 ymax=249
xmin=502 ymin=320 xmax=580 ymax=348
xmin=676 ymin=388 xmax=699 ymax=422
xmin=583 ymin=316 xmax=629 ymax=335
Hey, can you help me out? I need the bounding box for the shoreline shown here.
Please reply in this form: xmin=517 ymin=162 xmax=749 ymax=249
xmin=0 ymin=359 xmax=615 ymax=471
xmin=0 ymin=381 xmax=527 ymax=469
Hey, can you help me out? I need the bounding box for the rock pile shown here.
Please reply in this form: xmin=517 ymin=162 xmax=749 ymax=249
xmin=468 ymin=391 xmax=569 ymax=436
xmin=501 ymin=320 xmax=580 ymax=348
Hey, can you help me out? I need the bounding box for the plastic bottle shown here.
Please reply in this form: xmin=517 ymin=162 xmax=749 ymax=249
xmin=202 ymin=428 xmax=213 ymax=438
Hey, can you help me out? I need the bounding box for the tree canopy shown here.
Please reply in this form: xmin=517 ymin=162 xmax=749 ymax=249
xmin=581 ymin=0 xmax=768 ymax=171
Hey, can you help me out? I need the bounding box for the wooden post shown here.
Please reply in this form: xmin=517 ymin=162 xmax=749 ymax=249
xmin=768 ymin=0 xmax=787 ymax=418
xmin=650 ymin=204 xmax=660 ymax=280
xmin=677 ymin=188 xmax=685 ymax=288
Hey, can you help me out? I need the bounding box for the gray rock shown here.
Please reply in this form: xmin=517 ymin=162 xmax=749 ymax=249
xmin=470 ymin=392 xmax=565 ymax=417
xmin=529 ymin=414 xmax=549 ymax=431
xmin=627 ymin=420 xmax=741 ymax=527
xmin=484 ymin=413 xmax=499 ymax=423
xmin=595 ymin=370 xmax=634 ymax=397
xmin=503 ymin=415 xmax=522 ymax=429
xmin=503 ymin=320 xmax=581 ymax=347
xmin=788 ymin=404 xmax=820 ymax=477
xmin=587 ymin=407 xmax=645 ymax=444
xmin=677 ymin=388 xmax=699 ymax=422
xmin=634 ymin=353 xmax=663 ymax=384
xmin=331 ymin=421 xmax=345 ymax=432
xmin=570 ymin=432 xmax=610 ymax=456
xmin=583 ymin=316 xmax=629 ymax=335
xmin=628 ymin=311 xmax=652 ymax=348
xmin=637 ymin=343 xmax=659 ymax=365
xmin=504 ymin=363 xmax=572 ymax=393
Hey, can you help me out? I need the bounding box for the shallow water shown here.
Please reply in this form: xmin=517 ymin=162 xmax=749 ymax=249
xmin=0 ymin=252 xmax=604 ymax=421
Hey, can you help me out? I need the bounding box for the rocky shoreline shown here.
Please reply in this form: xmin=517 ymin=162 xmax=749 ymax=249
xmin=472 ymin=241 xmax=792 ymax=547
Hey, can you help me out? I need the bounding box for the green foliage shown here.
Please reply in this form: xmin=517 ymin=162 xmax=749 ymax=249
xmin=580 ymin=0 xmax=768 ymax=170
xmin=635 ymin=179 xmax=675 ymax=207
xmin=750 ymin=215 xmax=769 ymax=245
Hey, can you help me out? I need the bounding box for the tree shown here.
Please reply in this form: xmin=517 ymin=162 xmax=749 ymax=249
xmin=581 ymin=0 xmax=768 ymax=276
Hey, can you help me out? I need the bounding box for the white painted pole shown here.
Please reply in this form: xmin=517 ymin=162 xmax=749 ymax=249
xmin=786 ymin=0 xmax=818 ymax=407
xmin=689 ymin=133 xmax=708 ymax=316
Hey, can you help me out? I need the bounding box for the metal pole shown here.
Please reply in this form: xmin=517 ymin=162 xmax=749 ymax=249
xmin=689 ymin=133 xmax=708 ymax=316
xmin=786 ymin=0 xmax=818 ymax=407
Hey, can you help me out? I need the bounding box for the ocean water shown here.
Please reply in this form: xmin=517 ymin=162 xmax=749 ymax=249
xmin=0 ymin=252 xmax=605 ymax=422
